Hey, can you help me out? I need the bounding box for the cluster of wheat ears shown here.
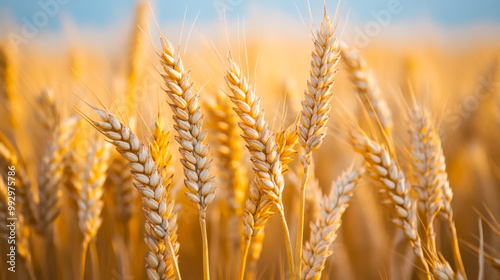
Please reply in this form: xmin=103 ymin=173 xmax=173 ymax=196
xmin=1 ymin=2 xmax=500 ymax=280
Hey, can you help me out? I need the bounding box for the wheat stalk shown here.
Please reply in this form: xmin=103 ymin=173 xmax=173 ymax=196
xmin=340 ymin=42 xmax=393 ymax=135
xmin=91 ymin=108 xmax=181 ymax=280
xmin=224 ymin=58 xmax=295 ymax=279
xmin=301 ymin=168 xmax=364 ymax=280
xmin=159 ymin=36 xmax=215 ymax=280
xmin=408 ymin=105 xmax=443 ymax=252
xmin=77 ymin=137 xmax=111 ymax=279
xmin=349 ymin=131 xmax=431 ymax=279
xmin=295 ymin=11 xmax=340 ymax=277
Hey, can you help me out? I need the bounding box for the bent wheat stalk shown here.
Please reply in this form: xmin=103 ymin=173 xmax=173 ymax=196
xmin=91 ymin=108 xmax=181 ymax=280
xmin=296 ymin=11 xmax=340 ymax=277
xmin=301 ymin=168 xmax=364 ymax=280
xmin=224 ymin=59 xmax=294 ymax=280
xmin=159 ymin=36 xmax=215 ymax=280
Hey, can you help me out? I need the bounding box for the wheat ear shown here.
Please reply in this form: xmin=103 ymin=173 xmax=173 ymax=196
xmin=340 ymin=42 xmax=393 ymax=135
xmin=224 ymin=59 xmax=295 ymax=279
xmin=301 ymin=168 xmax=364 ymax=280
xmin=37 ymin=116 xmax=79 ymax=233
xmin=77 ymin=138 xmax=111 ymax=279
xmin=350 ymin=131 xmax=431 ymax=279
xmin=296 ymin=11 xmax=340 ymax=277
xmin=160 ymin=36 xmax=215 ymax=280
xmin=92 ymin=108 xmax=181 ymax=280
xmin=408 ymin=105 xmax=443 ymax=252
xmin=205 ymin=92 xmax=247 ymax=265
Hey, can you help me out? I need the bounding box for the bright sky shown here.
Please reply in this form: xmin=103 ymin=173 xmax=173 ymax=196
xmin=1 ymin=0 xmax=500 ymax=31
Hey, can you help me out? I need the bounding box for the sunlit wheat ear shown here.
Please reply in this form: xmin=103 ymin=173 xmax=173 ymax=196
xmin=77 ymin=138 xmax=111 ymax=243
xmin=408 ymin=105 xmax=443 ymax=251
xmin=159 ymin=37 xmax=215 ymax=211
xmin=224 ymin=59 xmax=294 ymax=279
xmin=37 ymin=116 xmax=79 ymax=233
xmin=301 ymin=168 xmax=364 ymax=280
xmin=340 ymin=42 xmax=393 ymax=135
xmin=225 ymin=59 xmax=285 ymax=233
xmin=160 ymin=35 xmax=214 ymax=280
xmin=296 ymin=11 xmax=341 ymax=277
xmin=91 ymin=108 xmax=181 ymax=280
xmin=349 ymin=131 xmax=431 ymax=278
xmin=149 ymin=116 xmax=173 ymax=191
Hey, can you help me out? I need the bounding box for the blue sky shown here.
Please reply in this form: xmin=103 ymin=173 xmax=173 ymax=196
xmin=1 ymin=0 xmax=500 ymax=31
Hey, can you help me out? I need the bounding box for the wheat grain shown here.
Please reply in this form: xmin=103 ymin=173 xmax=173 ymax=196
xmin=91 ymin=108 xmax=181 ymax=280
xmin=296 ymin=11 xmax=341 ymax=277
xmin=301 ymin=168 xmax=364 ymax=280
xmin=340 ymin=42 xmax=393 ymax=135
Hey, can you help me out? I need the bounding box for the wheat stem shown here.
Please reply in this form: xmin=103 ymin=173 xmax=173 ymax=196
xmin=237 ymin=238 xmax=251 ymax=280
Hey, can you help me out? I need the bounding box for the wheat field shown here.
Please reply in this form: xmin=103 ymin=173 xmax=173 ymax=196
xmin=0 ymin=1 xmax=499 ymax=280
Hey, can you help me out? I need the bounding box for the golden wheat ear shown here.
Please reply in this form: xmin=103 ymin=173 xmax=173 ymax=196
xmin=159 ymin=34 xmax=215 ymax=280
xmin=340 ymin=42 xmax=393 ymax=136
xmin=224 ymin=58 xmax=295 ymax=279
xmin=301 ymin=168 xmax=364 ymax=280
xmin=295 ymin=10 xmax=341 ymax=278
xmin=88 ymin=107 xmax=181 ymax=280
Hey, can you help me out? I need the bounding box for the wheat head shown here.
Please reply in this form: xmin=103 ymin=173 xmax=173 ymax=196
xmin=340 ymin=42 xmax=393 ymax=135
xmin=92 ymin=108 xmax=180 ymax=280
xmin=301 ymin=168 xmax=364 ymax=280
